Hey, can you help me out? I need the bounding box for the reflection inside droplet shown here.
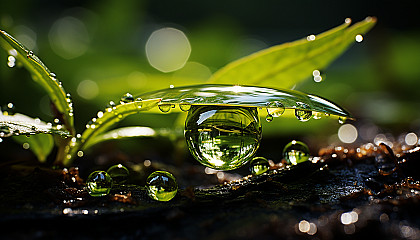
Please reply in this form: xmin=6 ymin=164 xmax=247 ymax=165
xmin=185 ymin=106 xmax=262 ymax=170
xmin=283 ymin=140 xmax=310 ymax=165
xmin=146 ymin=171 xmax=177 ymax=201
xmin=249 ymin=157 xmax=270 ymax=175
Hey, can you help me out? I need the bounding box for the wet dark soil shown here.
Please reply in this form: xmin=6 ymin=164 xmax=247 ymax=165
xmin=1 ymin=143 xmax=420 ymax=239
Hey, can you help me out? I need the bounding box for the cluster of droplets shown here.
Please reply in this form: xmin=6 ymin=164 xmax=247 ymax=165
xmin=248 ymin=140 xmax=310 ymax=176
xmin=85 ymin=93 xmax=143 ymax=130
xmin=85 ymin=164 xmax=177 ymax=201
xmin=184 ymin=101 xmax=347 ymax=171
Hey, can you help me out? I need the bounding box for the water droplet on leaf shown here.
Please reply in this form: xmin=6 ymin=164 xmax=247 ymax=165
xmin=106 ymin=101 xmax=116 ymax=112
xmin=146 ymin=171 xmax=177 ymax=201
xmin=265 ymin=115 xmax=273 ymax=122
xmin=338 ymin=116 xmax=347 ymax=124
xmin=135 ymin=98 xmax=143 ymax=108
xmin=27 ymin=50 xmax=34 ymax=58
xmin=158 ymin=103 xmax=173 ymax=113
xmin=313 ymin=112 xmax=322 ymax=120
xmin=266 ymin=101 xmax=285 ymax=117
xmin=107 ymin=164 xmax=129 ymax=184
xmin=120 ymin=93 xmax=134 ymax=104
xmin=249 ymin=157 xmax=270 ymax=175
xmin=295 ymin=103 xmax=312 ymax=122
xmin=185 ymin=106 xmax=262 ymax=170
xmin=283 ymin=140 xmax=310 ymax=165
xmin=179 ymin=103 xmax=191 ymax=112
xmin=86 ymin=171 xmax=113 ymax=197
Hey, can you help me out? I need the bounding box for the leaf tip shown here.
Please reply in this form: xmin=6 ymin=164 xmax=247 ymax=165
xmin=365 ymin=16 xmax=377 ymax=23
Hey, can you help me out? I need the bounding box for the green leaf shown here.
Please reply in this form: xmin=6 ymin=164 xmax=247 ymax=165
xmin=13 ymin=134 xmax=54 ymax=163
xmin=0 ymin=30 xmax=75 ymax=135
xmin=0 ymin=112 xmax=71 ymax=137
xmin=82 ymin=126 xmax=179 ymax=150
xmin=208 ymin=17 xmax=377 ymax=88
xmin=65 ymin=98 xmax=160 ymax=165
xmin=0 ymin=112 xmax=68 ymax=163
xmin=136 ymin=84 xmax=352 ymax=118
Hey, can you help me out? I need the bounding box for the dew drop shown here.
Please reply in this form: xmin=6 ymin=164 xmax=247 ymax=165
xmin=146 ymin=171 xmax=177 ymax=201
xmin=185 ymin=106 xmax=262 ymax=170
xmin=355 ymin=34 xmax=363 ymax=42
xmin=283 ymin=140 xmax=310 ymax=165
xmin=135 ymin=97 xmax=143 ymax=108
xmin=158 ymin=103 xmax=173 ymax=113
xmin=338 ymin=116 xmax=347 ymax=124
xmin=86 ymin=171 xmax=113 ymax=197
xmin=7 ymin=55 xmax=16 ymax=67
xmin=27 ymin=50 xmax=34 ymax=58
xmin=50 ymin=72 xmax=57 ymax=78
xmin=266 ymin=101 xmax=285 ymax=117
xmin=106 ymin=101 xmax=116 ymax=112
xmin=313 ymin=112 xmax=322 ymax=120
xmin=107 ymin=164 xmax=129 ymax=184
xmin=249 ymin=157 xmax=270 ymax=175
xmin=120 ymin=93 xmax=134 ymax=104
xmin=77 ymin=151 xmax=84 ymax=157
xmin=179 ymin=103 xmax=191 ymax=112
xmin=265 ymin=115 xmax=273 ymax=122
xmin=307 ymin=35 xmax=316 ymax=41
xmin=295 ymin=102 xmax=312 ymax=122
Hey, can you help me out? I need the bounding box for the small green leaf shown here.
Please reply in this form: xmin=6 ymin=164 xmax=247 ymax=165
xmin=0 ymin=113 xmax=71 ymax=137
xmin=83 ymin=126 xmax=179 ymax=150
xmin=208 ymin=17 xmax=377 ymax=88
xmin=13 ymin=134 xmax=54 ymax=163
xmin=0 ymin=30 xmax=75 ymax=135
xmin=65 ymin=98 xmax=160 ymax=165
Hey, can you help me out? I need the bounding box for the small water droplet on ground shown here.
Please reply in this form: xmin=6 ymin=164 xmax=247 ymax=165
xmin=86 ymin=171 xmax=113 ymax=197
xmin=249 ymin=157 xmax=270 ymax=175
xmin=146 ymin=171 xmax=177 ymax=201
xmin=283 ymin=140 xmax=310 ymax=165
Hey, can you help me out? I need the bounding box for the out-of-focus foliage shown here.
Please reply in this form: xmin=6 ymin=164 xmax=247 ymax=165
xmin=0 ymin=0 xmax=419 ymax=143
xmin=209 ymin=18 xmax=376 ymax=89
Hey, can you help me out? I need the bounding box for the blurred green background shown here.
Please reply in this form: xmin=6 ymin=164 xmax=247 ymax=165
xmin=1 ymin=0 xmax=420 ymax=151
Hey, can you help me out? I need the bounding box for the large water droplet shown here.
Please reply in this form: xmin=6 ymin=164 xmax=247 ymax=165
xmin=86 ymin=171 xmax=113 ymax=197
xmin=295 ymin=103 xmax=312 ymax=122
xmin=249 ymin=157 xmax=270 ymax=175
xmin=283 ymin=140 xmax=310 ymax=165
xmin=266 ymin=101 xmax=285 ymax=118
xmin=120 ymin=93 xmax=134 ymax=104
xmin=185 ymin=106 xmax=262 ymax=170
xmin=107 ymin=164 xmax=129 ymax=184
xmin=158 ymin=103 xmax=173 ymax=113
xmin=146 ymin=171 xmax=177 ymax=201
